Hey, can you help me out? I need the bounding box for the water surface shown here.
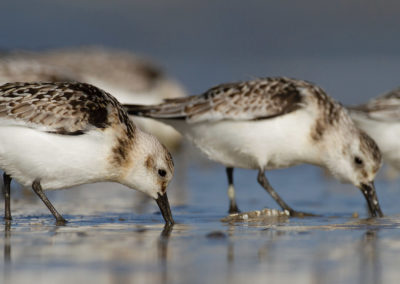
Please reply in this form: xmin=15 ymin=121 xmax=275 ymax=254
xmin=1 ymin=145 xmax=400 ymax=284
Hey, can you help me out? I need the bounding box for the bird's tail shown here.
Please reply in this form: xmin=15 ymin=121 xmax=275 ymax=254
xmin=124 ymin=101 xmax=188 ymax=119
xmin=346 ymin=104 xmax=371 ymax=120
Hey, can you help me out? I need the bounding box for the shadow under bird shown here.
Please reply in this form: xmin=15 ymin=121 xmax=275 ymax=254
xmin=0 ymin=82 xmax=174 ymax=225
xmin=349 ymin=87 xmax=400 ymax=172
xmin=125 ymin=77 xmax=383 ymax=217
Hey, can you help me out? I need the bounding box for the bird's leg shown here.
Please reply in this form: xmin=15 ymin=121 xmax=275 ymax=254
xmin=257 ymin=170 xmax=316 ymax=217
xmin=226 ymin=167 xmax=240 ymax=214
xmin=3 ymin=173 xmax=12 ymax=221
xmin=32 ymin=180 xmax=67 ymax=225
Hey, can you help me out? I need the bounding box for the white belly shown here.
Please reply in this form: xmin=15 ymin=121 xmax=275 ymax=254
xmin=169 ymin=110 xmax=319 ymax=170
xmin=0 ymin=126 xmax=112 ymax=190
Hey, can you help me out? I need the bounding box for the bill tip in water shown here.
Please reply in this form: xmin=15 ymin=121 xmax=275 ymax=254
xmin=156 ymin=192 xmax=175 ymax=225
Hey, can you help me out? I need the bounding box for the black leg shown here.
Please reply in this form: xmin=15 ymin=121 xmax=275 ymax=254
xmin=3 ymin=173 xmax=11 ymax=221
xmin=31 ymin=180 xmax=67 ymax=225
xmin=257 ymin=170 xmax=316 ymax=217
xmin=226 ymin=167 xmax=240 ymax=214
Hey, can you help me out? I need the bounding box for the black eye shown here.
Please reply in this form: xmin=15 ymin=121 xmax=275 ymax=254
xmin=354 ymin=156 xmax=363 ymax=165
xmin=158 ymin=169 xmax=167 ymax=177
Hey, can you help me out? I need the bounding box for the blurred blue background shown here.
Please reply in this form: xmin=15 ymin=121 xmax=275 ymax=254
xmin=0 ymin=0 xmax=399 ymax=103
xmin=2 ymin=2 xmax=400 ymax=284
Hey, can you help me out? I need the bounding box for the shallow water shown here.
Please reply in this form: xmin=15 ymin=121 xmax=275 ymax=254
xmin=1 ymin=145 xmax=400 ymax=284
xmin=1 ymin=1 xmax=400 ymax=283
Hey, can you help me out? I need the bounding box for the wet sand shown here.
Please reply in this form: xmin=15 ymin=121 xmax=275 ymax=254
xmin=1 ymin=146 xmax=400 ymax=284
xmin=1 ymin=1 xmax=400 ymax=283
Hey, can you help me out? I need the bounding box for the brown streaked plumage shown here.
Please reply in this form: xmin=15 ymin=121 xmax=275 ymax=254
xmin=125 ymin=77 xmax=383 ymax=218
xmin=0 ymin=82 xmax=135 ymax=138
xmin=128 ymin=77 xmax=309 ymax=122
xmin=126 ymin=77 xmax=347 ymax=144
xmin=0 ymin=81 xmax=175 ymax=225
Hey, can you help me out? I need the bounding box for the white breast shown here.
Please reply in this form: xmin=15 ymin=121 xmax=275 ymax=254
xmin=169 ymin=109 xmax=320 ymax=170
xmin=0 ymin=126 xmax=114 ymax=189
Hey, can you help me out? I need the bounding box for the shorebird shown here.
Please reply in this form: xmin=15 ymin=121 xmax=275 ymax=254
xmin=0 ymin=82 xmax=175 ymax=225
xmin=125 ymin=77 xmax=384 ymax=217
xmin=349 ymin=87 xmax=400 ymax=172
xmin=0 ymin=47 xmax=186 ymax=149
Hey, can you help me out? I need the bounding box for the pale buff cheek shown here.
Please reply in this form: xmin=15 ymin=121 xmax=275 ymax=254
xmin=360 ymin=169 xmax=368 ymax=179
xmin=371 ymin=167 xmax=380 ymax=180
xmin=106 ymin=128 xmax=135 ymax=179
xmin=158 ymin=180 xmax=167 ymax=194
xmin=360 ymin=168 xmax=378 ymax=182
xmin=145 ymin=155 xmax=154 ymax=170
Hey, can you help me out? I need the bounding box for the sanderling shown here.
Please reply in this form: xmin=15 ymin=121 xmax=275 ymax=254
xmin=0 ymin=82 xmax=175 ymax=225
xmin=0 ymin=47 xmax=186 ymax=149
xmin=125 ymin=77 xmax=383 ymax=217
xmin=349 ymin=87 xmax=400 ymax=172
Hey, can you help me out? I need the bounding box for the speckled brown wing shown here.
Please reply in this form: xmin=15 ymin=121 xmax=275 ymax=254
xmin=349 ymin=87 xmax=400 ymax=121
xmin=125 ymin=77 xmax=305 ymax=123
xmin=0 ymin=82 xmax=120 ymax=135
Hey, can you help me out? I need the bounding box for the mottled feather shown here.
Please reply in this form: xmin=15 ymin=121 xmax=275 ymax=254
xmin=125 ymin=77 xmax=316 ymax=123
xmin=0 ymin=82 xmax=135 ymax=136
xmin=349 ymin=87 xmax=400 ymax=121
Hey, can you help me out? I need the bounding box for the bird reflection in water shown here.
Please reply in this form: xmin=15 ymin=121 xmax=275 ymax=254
xmin=158 ymin=223 xmax=174 ymax=284
xmin=4 ymin=221 xmax=10 ymax=263
xmin=3 ymin=221 xmax=11 ymax=283
xmin=359 ymin=229 xmax=381 ymax=284
xmin=159 ymin=223 xmax=173 ymax=260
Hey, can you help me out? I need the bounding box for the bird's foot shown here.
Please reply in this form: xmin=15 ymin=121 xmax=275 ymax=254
xmin=55 ymin=218 xmax=68 ymax=226
xmin=228 ymin=204 xmax=241 ymax=214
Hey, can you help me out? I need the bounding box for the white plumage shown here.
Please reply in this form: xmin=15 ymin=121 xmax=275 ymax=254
xmin=126 ymin=77 xmax=383 ymax=217
xmin=0 ymin=82 xmax=175 ymax=225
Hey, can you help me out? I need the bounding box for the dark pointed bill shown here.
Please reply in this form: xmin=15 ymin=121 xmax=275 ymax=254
xmin=156 ymin=192 xmax=175 ymax=225
xmin=359 ymin=182 xmax=383 ymax=217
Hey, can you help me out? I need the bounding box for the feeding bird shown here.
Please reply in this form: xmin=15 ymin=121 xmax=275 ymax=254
xmin=125 ymin=77 xmax=383 ymax=217
xmin=0 ymin=82 xmax=174 ymax=225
